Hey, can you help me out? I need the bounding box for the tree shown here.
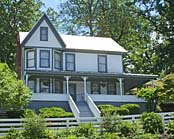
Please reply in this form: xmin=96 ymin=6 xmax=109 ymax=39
xmin=0 ymin=63 xmax=31 ymax=111
xmin=134 ymin=0 xmax=174 ymax=74
xmin=0 ymin=0 xmax=44 ymax=70
xmin=58 ymin=0 xmax=156 ymax=74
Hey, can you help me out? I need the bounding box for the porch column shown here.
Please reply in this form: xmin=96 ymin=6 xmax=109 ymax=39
xmin=119 ymin=78 xmax=123 ymax=96
xmin=25 ymin=74 xmax=28 ymax=86
xmin=151 ymin=79 xmax=154 ymax=87
xmin=64 ymin=76 xmax=71 ymax=95
xmin=81 ymin=76 xmax=88 ymax=93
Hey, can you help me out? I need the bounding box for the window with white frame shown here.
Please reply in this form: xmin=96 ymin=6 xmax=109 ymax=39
xmin=26 ymin=50 xmax=35 ymax=68
xmin=54 ymin=80 xmax=62 ymax=93
xmin=54 ymin=51 xmax=61 ymax=69
xmin=91 ymin=82 xmax=100 ymax=94
xmin=40 ymin=27 xmax=48 ymax=41
xmin=66 ymin=53 xmax=75 ymax=71
xmin=107 ymin=83 xmax=116 ymax=95
xmin=28 ymin=79 xmax=36 ymax=93
xmin=98 ymin=55 xmax=107 ymax=72
xmin=40 ymin=50 xmax=50 ymax=68
xmin=40 ymin=79 xmax=50 ymax=93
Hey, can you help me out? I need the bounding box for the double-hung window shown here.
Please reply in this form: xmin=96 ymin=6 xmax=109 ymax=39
xmin=40 ymin=79 xmax=50 ymax=93
xmin=54 ymin=51 xmax=61 ymax=70
xmin=55 ymin=80 xmax=62 ymax=93
xmin=91 ymin=83 xmax=100 ymax=94
xmin=107 ymin=83 xmax=116 ymax=95
xmin=40 ymin=27 xmax=48 ymax=41
xmin=66 ymin=54 xmax=75 ymax=71
xmin=26 ymin=50 xmax=35 ymax=68
xmin=28 ymin=79 xmax=36 ymax=93
xmin=40 ymin=50 xmax=50 ymax=68
xmin=98 ymin=55 xmax=107 ymax=72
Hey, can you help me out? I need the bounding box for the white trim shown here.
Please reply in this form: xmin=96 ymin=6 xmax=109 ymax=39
xmin=37 ymin=48 xmax=52 ymax=70
xmin=25 ymin=48 xmax=36 ymax=70
xmin=89 ymin=95 xmax=145 ymax=102
xmin=31 ymin=93 xmax=68 ymax=101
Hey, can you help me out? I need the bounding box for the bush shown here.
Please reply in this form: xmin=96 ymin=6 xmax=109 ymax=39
xmin=74 ymin=123 xmax=97 ymax=139
xmin=167 ymin=119 xmax=174 ymax=134
xmin=23 ymin=112 xmax=48 ymax=139
xmin=102 ymin=133 xmax=121 ymax=139
xmin=5 ymin=128 xmax=23 ymax=139
xmin=119 ymin=122 xmax=137 ymax=137
xmin=115 ymin=107 xmax=129 ymax=115
xmin=134 ymin=133 xmax=160 ymax=139
xmin=141 ymin=112 xmax=164 ymax=134
xmin=39 ymin=107 xmax=73 ymax=118
xmin=121 ymin=104 xmax=140 ymax=115
xmin=98 ymin=104 xmax=117 ymax=116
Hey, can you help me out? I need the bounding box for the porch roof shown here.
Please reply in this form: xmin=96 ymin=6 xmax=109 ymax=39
xmin=26 ymin=70 xmax=158 ymax=91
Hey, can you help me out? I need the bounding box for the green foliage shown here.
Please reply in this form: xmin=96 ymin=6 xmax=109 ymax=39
xmin=102 ymin=132 xmax=121 ymax=139
xmin=119 ymin=122 xmax=137 ymax=137
xmin=115 ymin=107 xmax=129 ymax=115
xmin=136 ymin=87 xmax=158 ymax=112
xmin=74 ymin=124 xmax=97 ymax=139
xmin=5 ymin=128 xmax=23 ymax=139
xmin=141 ymin=112 xmax=164 ymax=134
xmin=23 ymin=112 xmax=48 ymax=139
xmin=133 ymin=133 xmax=160 ymax=139
xmin=121 ymin=104 xmax=140 ymax=115
xmin=39 ymin=107 xmax=73 ymax=118
xmin=167 ymin=119 xmax=174 ymax=135
xmin=0 ymin=63 xmax=31 ymax=111
xmin=0 ymin=0 xmax=44 ymax=70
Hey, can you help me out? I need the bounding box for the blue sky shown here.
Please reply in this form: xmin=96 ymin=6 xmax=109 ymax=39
xmin=41 ymin=0 xmax=66 ymax=11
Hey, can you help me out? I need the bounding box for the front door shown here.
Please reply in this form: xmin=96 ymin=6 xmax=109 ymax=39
xmin=69 ymin=83 xmax=76 ymax=102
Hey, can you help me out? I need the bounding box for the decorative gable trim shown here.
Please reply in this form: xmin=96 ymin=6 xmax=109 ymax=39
xmin=21 ymin=13 xmax=66 ymax=48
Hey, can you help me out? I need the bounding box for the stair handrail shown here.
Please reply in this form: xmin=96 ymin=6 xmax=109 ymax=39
xmin=68 ymin=94 xmax=80 ymax=118
xmin=85 ymin=93 xmax=101 ymax=117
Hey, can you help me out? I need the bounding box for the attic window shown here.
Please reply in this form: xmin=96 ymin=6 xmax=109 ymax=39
xmin=40 ymin=27 xmax=48 ymax=41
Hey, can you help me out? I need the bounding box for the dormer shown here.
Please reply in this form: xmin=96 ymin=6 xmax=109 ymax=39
xmin=21 ymin=14 xmax=66 ymax=48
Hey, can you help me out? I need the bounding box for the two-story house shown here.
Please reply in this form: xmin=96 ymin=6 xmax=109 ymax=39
xmin=16 ymin=14 xmax=158 ymax=118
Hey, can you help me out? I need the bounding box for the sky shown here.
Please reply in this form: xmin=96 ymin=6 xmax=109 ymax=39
xmin=41 ymin=0 xmax=65 ymax=12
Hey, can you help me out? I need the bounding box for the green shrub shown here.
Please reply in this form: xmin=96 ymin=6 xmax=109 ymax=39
xmin=115 ymin=107 xmax=129 ymax=115
xmin=121 ymin=104 xmax=140 ymax=115
xmin=119 ymin=121 xmax=137 ymax=137
xmin=141 ymin=112 xmax=164 ymax=134
xmin=5 ymin=128 xmax=23 ymax=139
xmin=102 ymin=133 xmax=121 ymax=139
xmin=98 ymin=104 xmax=117 ymax=116
xmin=133 ymin=133 xmax=160 ymax=139
xmin=39 ymin=107 xmax=73 ymax=118
xmin=167 ymin=119 xmax=174 ymax=134
xmin=74 ymin=123 xmax=97 ymax=139
xmin=23 ymin=112 xmax=48 ymax=139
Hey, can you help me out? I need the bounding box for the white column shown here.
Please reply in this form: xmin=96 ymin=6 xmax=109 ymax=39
xmin=119 ymin=78 xmax=123 ymax=96
xmin=82 ymin=77 xmax=88 ymax=93
xmin=25 ymin=74 xmax=28 ymax=86
xmin=151 ymin=79 xmax=154 ymax=87
xmin=64 ymin=76 xmax=71 ymax=95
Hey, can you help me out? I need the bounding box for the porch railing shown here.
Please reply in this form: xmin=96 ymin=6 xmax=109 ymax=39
xmin=68 ymin=94 xmax=80 ymax=118
xmin=85 ymin=93 xmax=101 ymax=118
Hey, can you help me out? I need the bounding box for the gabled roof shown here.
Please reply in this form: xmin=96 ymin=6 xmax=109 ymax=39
xmin=21 ymin=13 xmax=66 ymax=47
xmin=19 ymin=32 xmax=127 ymax=53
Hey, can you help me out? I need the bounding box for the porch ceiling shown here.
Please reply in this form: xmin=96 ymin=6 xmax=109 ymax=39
xmin=26 ymin=70 xmax=158 ymax=90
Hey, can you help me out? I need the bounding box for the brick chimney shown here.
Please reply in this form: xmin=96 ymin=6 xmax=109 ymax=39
xmin=16 ymin=32 xmax=22 ymax=79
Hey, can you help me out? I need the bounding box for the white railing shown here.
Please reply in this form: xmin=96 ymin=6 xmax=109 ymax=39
xmin=85 ymin=93 xmax=101 ymax=118
xmin=68 ymin=94 xmax=80 ymax=118
xmin=1 ymin=112 xmax=174 ymax=136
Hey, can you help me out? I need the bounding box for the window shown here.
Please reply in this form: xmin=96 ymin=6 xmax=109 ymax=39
xmin=107 ymin=83 xmax=116 ymax=95
xmin=26 ymin=50 xmax=35 ymax=68
xmin=28 ymin=79 xmax=36 ymax=93
xmin=54 ymin=52 xmax=61 ymax=69
xmin=40 ymin=79 xmax=50 ymax=93
xmin=54 ymin=80 xmax=62 ymax=93
xmin=40 ymin=50 xmax=50 ymax=68
xmin=91 ymin=83 xmax=100 ymax=94
xmin=66 ymin=54 xmax=75 ymax=71
xmin=40 ymin=27 xmax=48 ymax=41
xmin=98 ymin=55 xmax=107 ymax=72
